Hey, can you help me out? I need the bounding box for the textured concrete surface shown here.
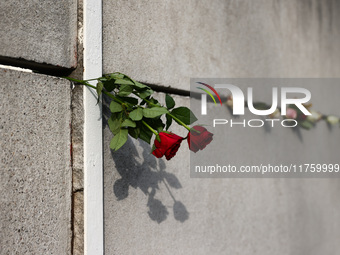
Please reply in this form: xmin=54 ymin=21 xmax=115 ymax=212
xmin=103 ymin=0 xmax=340 ymax=90
xmin=0 ymin=0 xmax=77 ymax=69
xmin=104 ymin=92 xmax=340 ymax=254
xmin=71 ymin=82 xmax=84 ymax=255
xmin=73 ymin=191 xmax=84 ymax=255
xmin=100 ymin=1 xmax=340 ymax=254
xmin=71 ymin=85 xmax=84 ymax=192
xmin=0 ymin=68 xmax=72 ymax=254
xmin=70 ymin=57 xmax=84 ymax=255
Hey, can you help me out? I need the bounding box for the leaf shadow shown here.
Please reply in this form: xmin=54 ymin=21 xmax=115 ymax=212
xmin=110 ymin=138 xmax=189 ymax=224
xmin=103 ymin=94 xmax=189 ymax=223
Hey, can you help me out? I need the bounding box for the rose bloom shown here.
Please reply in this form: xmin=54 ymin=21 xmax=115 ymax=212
xmin=152 ymin=132 xmax=183 ymax=160
xmin=326 ymin=115 xmax=340 ymax=125
xmin=307 ymin=110 xmax=322 ymax=123
xmin=187 ymin=126 xmax=213 ymax=153
xmin=226 ymin=95 xmax=233 ymax=108
xmin=269 ymin=108 xmax=280 ymax=119
xmin=286 ymin=108 xmax=297 ymax=119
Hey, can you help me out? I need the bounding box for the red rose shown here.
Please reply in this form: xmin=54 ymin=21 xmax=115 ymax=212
xmin=187 ymin=126 xmax=213 ymax=153
xmin=152 ymin=132 xmax=183 ymax=160
xmin=286 ymin=108 xmax=297 ymax=119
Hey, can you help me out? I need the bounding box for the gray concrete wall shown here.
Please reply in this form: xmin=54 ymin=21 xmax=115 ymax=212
xmin=103 ymin=0 xmax=340 ymax=90
xmin=0 ymin=0 xmax=82 ymax=254
xmin=0 ymin=0 xmax=77 ymax=70
xmin=103 ymin=1 xmax=340 ymax=254
xmin=103 ymin=93 xmax=340 ymax=254
xmin=0 ymin=68 xmax=72 ymax=254
xmin=2 ymin=0 xmax=339 ymax=254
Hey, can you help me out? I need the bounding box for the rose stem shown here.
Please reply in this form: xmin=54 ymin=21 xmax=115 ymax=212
xmin=141 ymin=120 xmax=159 ymax=136
xmin=166 ymin=113 xmax=191 ymax=132
xmin=67 ymin=77 xmax=131 ymax=106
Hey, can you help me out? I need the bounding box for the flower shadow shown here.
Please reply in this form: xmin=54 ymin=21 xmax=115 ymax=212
xmin=110 ymin=138 xmax=189 ymax=223
xmin=103 ymin=94 xmax=189 ymax=223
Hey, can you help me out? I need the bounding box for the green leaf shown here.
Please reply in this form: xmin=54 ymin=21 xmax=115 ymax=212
xmin=151 ymin=143 xmax=157 ymax=152
xmin=121 ymin=119 xmax=136 ymax=128
xmin=102 ymin=80 xmax=116 ymax=92
xmin=166 ymin=114 xmax=173 ymax=130
xmin=107 ymin=73 xmax=124 ymax=80
xmin=116 ymin=96 xmax=138 ymax=105
xmin=171 ymin=107 xmax=198 ymax=125
xmin=110 ymin=101 xmax=123 ymax=113
xmin=143 ymin=107 xmax=168 ymax=118
xmin=139 ymin=89 xmax=153 ymax=99
xmin=119 ymin=74 xmax=148 ymax=89
xmin=115 ymin=78 xmax=135 ymax=85
xmin=149 ymin=98 xmax=161 ymax=106
xmin=133 ymin=81 xmax=148 ymax=89
xmin=165 ymin=94 xmax=175 ymax=109
xmin=128 ymin=127 xmax=140 ymax=139
xmin=96 ymin=81 xmax=103 ymax=104
xmin=299 ymin=120 xmax=314 ymax=130
xmin=110 ymin=128 xmax=129 ymax=151
xmin=129 ymin=108 xmax=143 ymax=121
xmin=118 ymin=84 xmax=133 ymax=96
xmin=108 ymin=116 xmax=122 ymax=135
xmin=151 ymin=118 xmax=165 ymax=133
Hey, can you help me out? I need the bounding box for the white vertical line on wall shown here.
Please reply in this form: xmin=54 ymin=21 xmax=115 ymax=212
xmin=83 ymin=0 xmax=103 ymax=254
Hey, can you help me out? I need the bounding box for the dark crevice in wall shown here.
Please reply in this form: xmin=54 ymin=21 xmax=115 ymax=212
xmin=140 ymin=81 xmax=191 ymax=97
xmin=0 ymin=56 xmax=74 ymax=76
xmin=142 ymin=81 xmax=228 ymax=100
xmin=74 ymin=188 xmax=84 ymax=193
xmin=0 ymin=55 xmax=198 ymax=99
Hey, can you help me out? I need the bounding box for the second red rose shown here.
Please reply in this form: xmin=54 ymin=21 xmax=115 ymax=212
xmin=187 ymin=125 xmax=213 ymax=153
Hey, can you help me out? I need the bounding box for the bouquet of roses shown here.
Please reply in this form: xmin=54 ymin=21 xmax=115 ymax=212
xmin=66 ymin=73 xmax=213 ymax=160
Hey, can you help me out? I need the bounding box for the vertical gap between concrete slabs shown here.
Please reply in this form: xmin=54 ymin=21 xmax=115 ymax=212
xmin=69 ymin=0 xmax=84 ymax=254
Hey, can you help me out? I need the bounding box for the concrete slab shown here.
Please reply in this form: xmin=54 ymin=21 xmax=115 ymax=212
xmin=0 ymin=68 xmax=72 ymax=254
xmin=103 ymin=0 xmax=340 ymax=90
xmin=103 ymin=92 xmax=340 ymax=254
xmin=0 ymin=0 xmax=77 ymax=70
